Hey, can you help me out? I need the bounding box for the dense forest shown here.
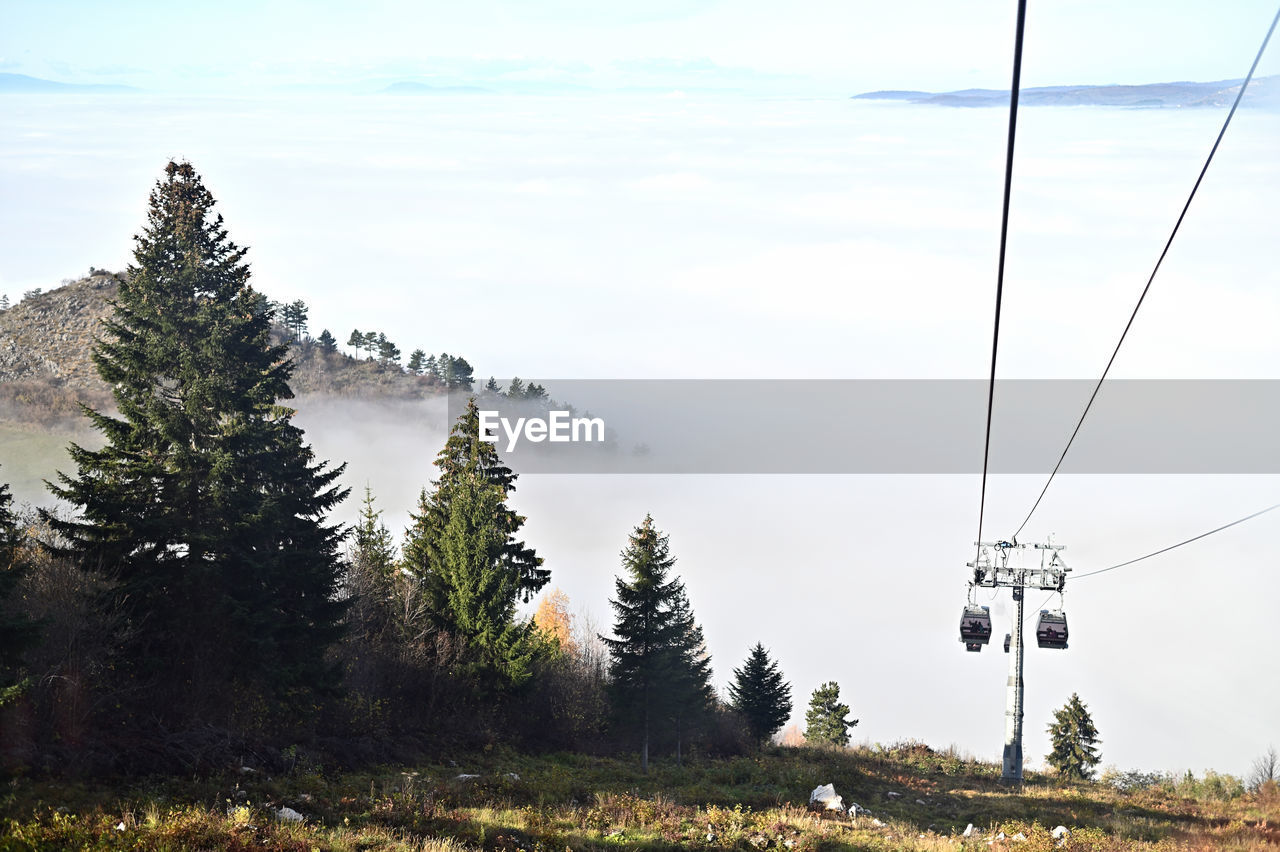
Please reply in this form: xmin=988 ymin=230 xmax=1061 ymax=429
xmin=0 ymin=162 xmax=805 ymax=776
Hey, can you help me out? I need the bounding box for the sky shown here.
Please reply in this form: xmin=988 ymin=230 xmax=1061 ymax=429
xmin=2 ymin=1 xmax=1279 ymax=93
xmin=1 ymin=1 xmax=1279 ymax=778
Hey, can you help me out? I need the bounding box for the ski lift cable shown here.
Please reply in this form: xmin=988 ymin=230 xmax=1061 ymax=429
xmin=1011 ymin=5 xmax=1280 ymax=542
xmin=1075 ymin=502 xmax=1280 ymax=580
xmin=976 ymin=0 xmax=1028 ymax=563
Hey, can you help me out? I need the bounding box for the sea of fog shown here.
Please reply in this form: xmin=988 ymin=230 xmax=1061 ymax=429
xmin=1 ymin=92 xmax=1277 ymax=776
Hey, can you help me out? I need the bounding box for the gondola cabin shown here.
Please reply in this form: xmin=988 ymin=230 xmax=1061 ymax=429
xmin=960 ymin=604 xmax=992 ymax=652
xmin=1035 ymin=609 xmax=1068 ymax=649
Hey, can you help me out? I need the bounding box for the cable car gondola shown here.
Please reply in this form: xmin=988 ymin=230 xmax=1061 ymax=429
xmin=959 ymin=604 xmax=992 ymax=652
xmin=1035 ymin=609 xmax=1068 ymax=649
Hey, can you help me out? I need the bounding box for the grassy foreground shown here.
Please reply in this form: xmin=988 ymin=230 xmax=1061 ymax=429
xmin=2 ymin=744 xmax=1277 ymax=850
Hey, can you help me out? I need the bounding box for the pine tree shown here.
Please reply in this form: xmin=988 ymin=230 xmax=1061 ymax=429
xmin=347 ymin=329 xmax=363 ymax=357
xmin=0 ymin=469 xmax=36 ymax=706
xmin=377 ymin=335 xmax=401 ymax=366
xmin=407 ymin=349 xmax=426 ymax=375
xmin=507 ymin=377 xmax=525 ymax=398
xmin=352 ymin=486 xmax=397 ymax=583
xmin=484 ymin=376 xmax=501 ymax=394
xmin=604 ymin=515 xmax=712 ymax=772
xmin=424 ymin=354 xmax=439 ymax=379
xmin=0 ymin=294 xmax=9 ymax=311
xmin=1046 ymin=693 xmax=1101 ymax=780
xmin=804 ymin=681 xmax=855 ymax=747
xmin=448 ymin=356 xmax=475 ymax=390
xmin=316 ymin=329 xmax=338 ymax=355
xmin=401 ymin=398 xmax=548 ymax=684
xmin=728 ymin=643 xmax=792 ymax=745
xmin=666 ymin=585 xmax=714 ymax=765
xmin=363 ymin=331 xmax=379 ymax=359
xmin=45 ymin=161 xmax=349 ymax=725
xmin=288 ymin=299 xmax=309 ymax=340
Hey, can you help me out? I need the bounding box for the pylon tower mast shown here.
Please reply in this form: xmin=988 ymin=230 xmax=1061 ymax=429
xmin=962 ymin=540 xmax=1070 ymax=785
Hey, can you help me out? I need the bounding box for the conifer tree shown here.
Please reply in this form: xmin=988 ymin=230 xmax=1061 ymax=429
xmin=448 ymin=356 xmax=474 ymax=390
xmin=1046 ymin=693 xmax=1101 ymax=779
xmin=377 ymin=335 xmax=401 ymax=366
xmin=407 ymin=349 xmax=426 ymax=375
xmin=363 ymin=331 xmax=379 ymax=358
xmin=347 ymin=329 xmax=363 ymax=357
xmin=605 ymin=515 xmax=712 ymax=772
xmin=506 ymin=377 xmax=525 ymax=398
xmin=316 ymin=328 xmax=338 ymax=355
xmin=424 ymin=354 xmax=439 ymax=379
xmin=728 ymin=643 xmax=792 ymax=745
xmin=484 ymin=376 xmax=501 ymax=394
xmin=804 ymin=681 xmax=855 ymax=747
xmin=46 ymin=161 xmax=349 ymax=724
xmin=0 ymin=470 xmax=35 ymax=707
xmin=0 ymin=294 xmax=9 ymax=311
xmin=401 ymin=399 xmax=548 ymax=684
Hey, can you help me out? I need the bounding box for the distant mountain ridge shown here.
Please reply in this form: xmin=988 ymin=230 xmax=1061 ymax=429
xmin=0 ymin=73 xmax=137 ymax=94
xmin=854 ymin=75 xmax=1280 ymax=108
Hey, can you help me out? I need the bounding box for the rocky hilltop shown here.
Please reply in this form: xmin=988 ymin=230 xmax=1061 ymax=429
xmin=0 ymin=272 xmax=120 ymax=390
xmin=0 ymin=273 xmax=447 ymax=427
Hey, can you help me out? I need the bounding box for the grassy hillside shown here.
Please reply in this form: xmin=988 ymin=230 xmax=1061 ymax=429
xmin=3 ymin=744 xmax=1277 ymax=850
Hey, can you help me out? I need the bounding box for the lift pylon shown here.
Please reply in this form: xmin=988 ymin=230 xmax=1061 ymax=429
xmin=962 ymin=540 xmax=1069 ymax=785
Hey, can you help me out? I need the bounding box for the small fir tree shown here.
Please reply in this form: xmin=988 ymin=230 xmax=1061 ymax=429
xmin=1046 ymin=693 xmax=1101 ymax=779
xmin=804 ymin=681 xmax=856 ymax=747
xmin=728 ymin=643 xmax=793 ymax=745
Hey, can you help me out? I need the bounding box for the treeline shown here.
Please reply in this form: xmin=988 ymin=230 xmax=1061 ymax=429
xmin=0 ymin=161 xmax=851 ymax=777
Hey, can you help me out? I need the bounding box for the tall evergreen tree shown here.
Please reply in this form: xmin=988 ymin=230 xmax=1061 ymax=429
xmin=0 ymin=470 xmax=36 ymax=707
xmin=347 ymin=329 xmax=363 ymax=357
xmin=45 ymin=161 xmax=349 ymax=725
xmin=1046 ymin=693 xmax=1101 ymax=780
xmin=484 ymin=376 xmax=501 ymax=394
xmin=666 ymin=585 xmax=714 ymax=765
xmin=448 ymin=356 xmax=475 ymax=390
xmin=363 ymin=331 xmax=379 ymax=359
xmin=401 ymin=399 xmax=548 ymax=684
xmin=728 ymin=643 xmax=792 ymax=745
xmin=407 ymin=349 xmax=426 ymax=375
xmin=506 ymin=377 xmax=525 ymax=398
xmin=316 ymin=328 xmax=338 ymax=355
xmin=423 ymin=354 xmax=439 ymax=379
xmin=804 ymin=681 xmax=855 ymax=747
xmin=604 ymin=515 xmax=713 ymax=772
xmin=288 ymin=299 xmax=309 ymax=340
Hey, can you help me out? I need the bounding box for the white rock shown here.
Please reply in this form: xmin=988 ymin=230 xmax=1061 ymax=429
xmin=916 ymin=798 xmax=927 ymax=805
xmin=886 ymin=791 xmax=902 ymax=799
xmin=1052 ymin=826 xmax=1070 ymax=839
xmin=963 ymin=823 xmax=975 ymax=837
xmin=276 ymin=807 xmax=303 ymax=823
xmin=455 ymin=773 xmax=480 ymax=781
xmin=809 ymin=783 xmax=844 ymax=811
xmin=872 ymin=818 xmax=885 ymax=827
xmin=847 ymin=802 xmax=863 ymax=817
xmin=115 ymin=822 xmax=126 ymax=831
xmin=995 ymin=831 xmax=1006 ymax=841
xmin=1013 ymin=833 xmax=1027 ymax=841
xmin=504 ymin=772 xmax=520 ymax=781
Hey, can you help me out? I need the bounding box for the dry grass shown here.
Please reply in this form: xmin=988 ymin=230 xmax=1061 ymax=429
xmin=3 ymin=743 xmax=1277 ymax=850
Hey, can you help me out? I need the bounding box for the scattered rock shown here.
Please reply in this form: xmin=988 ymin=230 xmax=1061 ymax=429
xmin=1012 ymin=832 xmax=1026 ymax=841
xmin=847 ymin=802 xmax=864 ymax=817
xmin=809 ymin=783 xmax=845 ymax=811
xmin=239 ymin=766 xmax=257 ymax=774
xmin=886 ymin=791 xmax=902 ymax=799
xmin=298 ymin=793 xmax=313 ymax=803
xmin=504 ymin=772 xmax=520 ymax=781
xmin=114 ymin=822 xmax=126 ymax=832
xmin=995 ymin=831 xmax=1006 ymax=841
xmin=1052 ymin=826 xmax=1070 ymax=840
xmin=872 ymin=818 xmax=885 ymax=827
xmin=916 ymin=798 xmax=927 ymax=805
xmin=455 ymin=774 xmax=480 ymax=781
xmin=963 ymin=823 xmax=976 ymax=837
xmin=276 ymin=807 xmax=303 ymax=823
